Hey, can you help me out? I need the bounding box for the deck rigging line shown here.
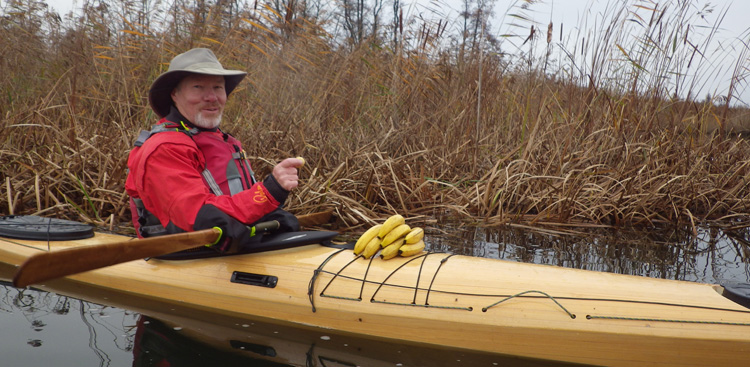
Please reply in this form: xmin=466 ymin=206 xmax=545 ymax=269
xmin=370 ymin=253 xmax=429 ymax=304
xmin=314 ymin=251 xmax=474 ymax=311
xmin=482 ymin=290 xmax=577 ymax=319
xmin=369 ymin=252 xmax=472 ymax=311
xmin=307 ymin=247 xmax=347 ymax=312
xmin=45 ymin=217 xmax=51 ymax=251
xmin=308 ymin=250 xmax=750 ymax=317
xmin=0 ymin=237 xmax=45 ymax=252
xmin=586 ymin=314 xmax=750 ymax=326
xmin=424 ymin=254 xmax=455 ymax=306
xmin=319 ymin=252 xmax=371 ymax=302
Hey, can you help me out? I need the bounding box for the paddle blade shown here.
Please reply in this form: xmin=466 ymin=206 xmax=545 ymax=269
xmin=12 ymin=228 xmax=221 ymax=288
xmin=297 ymin=209 xmax=333 ymax=227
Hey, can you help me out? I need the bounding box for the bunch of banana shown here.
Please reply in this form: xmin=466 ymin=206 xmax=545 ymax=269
xmin=352 ymin=214 xmax=427 ymax=259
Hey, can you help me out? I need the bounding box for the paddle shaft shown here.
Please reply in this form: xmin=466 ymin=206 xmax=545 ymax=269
xmin=12 ymin=220 xmax=282 ymax=288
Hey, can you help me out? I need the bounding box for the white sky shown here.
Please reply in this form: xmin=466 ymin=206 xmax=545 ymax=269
xmin=440 ymin=0 xmax=750 ymax=105
xmin=21 ymin=0 xmax=750 ymax=104
xmin=38 ymin=0 xmax=750 ymax=40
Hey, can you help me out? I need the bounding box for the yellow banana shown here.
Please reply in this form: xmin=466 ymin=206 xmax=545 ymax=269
xmin=378 ymin=214 xmax=405 ymax=239
xmin=380 ymin=238 xmax=404 ymax=260
xmin=381 ymin=223 xmax=411 ymax=247
xmin=399 ymin=240 xmax=425 ymax=257
xmin=362 ymin=236 xmax=382 ymax=259
xmin=404 ymin=227 xmax=424 ymax=244
xmin=354 ymin=224 xmax=383 ymax=255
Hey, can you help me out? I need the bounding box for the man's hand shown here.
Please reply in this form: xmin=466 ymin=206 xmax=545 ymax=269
xmin=272 ymin=157 xmax=305 ymax=191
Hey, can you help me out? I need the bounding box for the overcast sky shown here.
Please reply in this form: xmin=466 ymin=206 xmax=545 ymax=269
xmin=37 ymin=0 xmax=750 ymax=40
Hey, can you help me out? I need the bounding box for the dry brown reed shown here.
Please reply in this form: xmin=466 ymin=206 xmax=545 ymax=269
xmin=2 ymin=0 xmax=750 ymax=235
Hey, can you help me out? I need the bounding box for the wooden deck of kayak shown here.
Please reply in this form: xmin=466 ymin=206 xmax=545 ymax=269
xmin=1 ymin=231 xmax=749 ymax=366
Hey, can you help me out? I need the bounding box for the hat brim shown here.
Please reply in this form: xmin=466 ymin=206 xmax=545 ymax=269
xmin=148 ymin=70 xmax=246 ymax=118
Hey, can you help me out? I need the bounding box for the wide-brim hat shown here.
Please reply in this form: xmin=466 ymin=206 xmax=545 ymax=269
xmin=149 ymin=48 xmax=247 ymax=118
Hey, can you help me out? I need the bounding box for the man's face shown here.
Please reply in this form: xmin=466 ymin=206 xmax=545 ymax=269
xmin=171 ymin=74 xmax=227 ymax=129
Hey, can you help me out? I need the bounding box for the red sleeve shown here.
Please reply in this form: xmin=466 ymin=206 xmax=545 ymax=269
xmin=128 ymin=133 xmax=280 ymax=232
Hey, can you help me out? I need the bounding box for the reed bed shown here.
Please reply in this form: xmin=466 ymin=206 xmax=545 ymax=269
xmin=2 ymin=0 xmax=750 ymax=234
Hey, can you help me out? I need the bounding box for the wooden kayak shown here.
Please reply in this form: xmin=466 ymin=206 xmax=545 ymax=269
xmin=1 ymin=217 xmax=750 ymax=366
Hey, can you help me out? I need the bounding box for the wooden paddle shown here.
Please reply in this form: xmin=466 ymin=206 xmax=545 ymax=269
xmin=13 ymin=227 xmax=220 ymax=288
xmin=12 ymin=210 xmax=334 ymax=288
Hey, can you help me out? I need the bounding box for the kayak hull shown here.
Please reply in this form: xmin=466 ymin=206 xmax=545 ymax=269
xmin=1 ymin=231 xmax=749 ymax=366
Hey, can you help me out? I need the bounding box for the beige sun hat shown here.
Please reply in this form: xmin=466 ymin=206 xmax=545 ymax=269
xmin=148 ymin=48 xmax=247 ymax=118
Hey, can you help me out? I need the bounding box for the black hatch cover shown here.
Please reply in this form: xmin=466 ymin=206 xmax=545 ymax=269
xmin=722 ymin=281 xmax=750 ymax=309
xmin=0 ymin=215 xmax=94 ymax=241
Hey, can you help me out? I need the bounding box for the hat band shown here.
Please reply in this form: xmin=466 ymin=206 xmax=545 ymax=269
xmin=171 ymin=61 xmax=244 ymax=75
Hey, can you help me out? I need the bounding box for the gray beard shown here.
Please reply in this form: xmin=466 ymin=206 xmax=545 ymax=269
xmin=193 ymin=112 xmax=222 ymax=129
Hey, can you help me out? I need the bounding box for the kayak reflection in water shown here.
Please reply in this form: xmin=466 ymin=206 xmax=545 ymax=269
xmin=132 ymin=315 xmax=292 ymax=367
xmin=0 ymin=284 xmax=563 ymax=367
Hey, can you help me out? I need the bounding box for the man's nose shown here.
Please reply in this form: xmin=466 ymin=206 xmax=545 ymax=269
xmin=204 ymin=90 xmax=218 ymax=101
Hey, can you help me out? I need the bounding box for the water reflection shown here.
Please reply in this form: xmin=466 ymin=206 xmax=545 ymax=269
xmin=0 ymin=283 xmax=581 ymax=367
xmin=428 ymin=225 xmax=750 ymax=284
xmin=1 ymin=283 xmax=137 ymax=367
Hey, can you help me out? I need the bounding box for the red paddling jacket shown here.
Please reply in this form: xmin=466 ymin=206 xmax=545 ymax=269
xmin=125 ymin=107 xmax=291 ymax=247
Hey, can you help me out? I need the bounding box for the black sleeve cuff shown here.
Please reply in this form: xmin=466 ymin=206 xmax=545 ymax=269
xmin=194 ymin=204 xmax=253 ymax=251
xmin=263 ymin=174 xmax=289 ymax=205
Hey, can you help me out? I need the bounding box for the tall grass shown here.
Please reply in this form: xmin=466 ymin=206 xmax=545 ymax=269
xmin=2 ymin=0 xmax=750 ymax=234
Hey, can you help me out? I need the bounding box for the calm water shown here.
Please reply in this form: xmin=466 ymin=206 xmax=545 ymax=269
xmin=0 ymin=287 xmax=137 ymax=366
xmin=2 ymin=225 xmax=749 ymax=366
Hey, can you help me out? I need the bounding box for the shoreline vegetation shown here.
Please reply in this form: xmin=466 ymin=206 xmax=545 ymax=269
xmin=3 ymin=0 xmax=750 ymax=236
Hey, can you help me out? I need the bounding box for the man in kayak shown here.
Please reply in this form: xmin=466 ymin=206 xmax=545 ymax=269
xmin=125 ymin=48 xmax=303 ymax=252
